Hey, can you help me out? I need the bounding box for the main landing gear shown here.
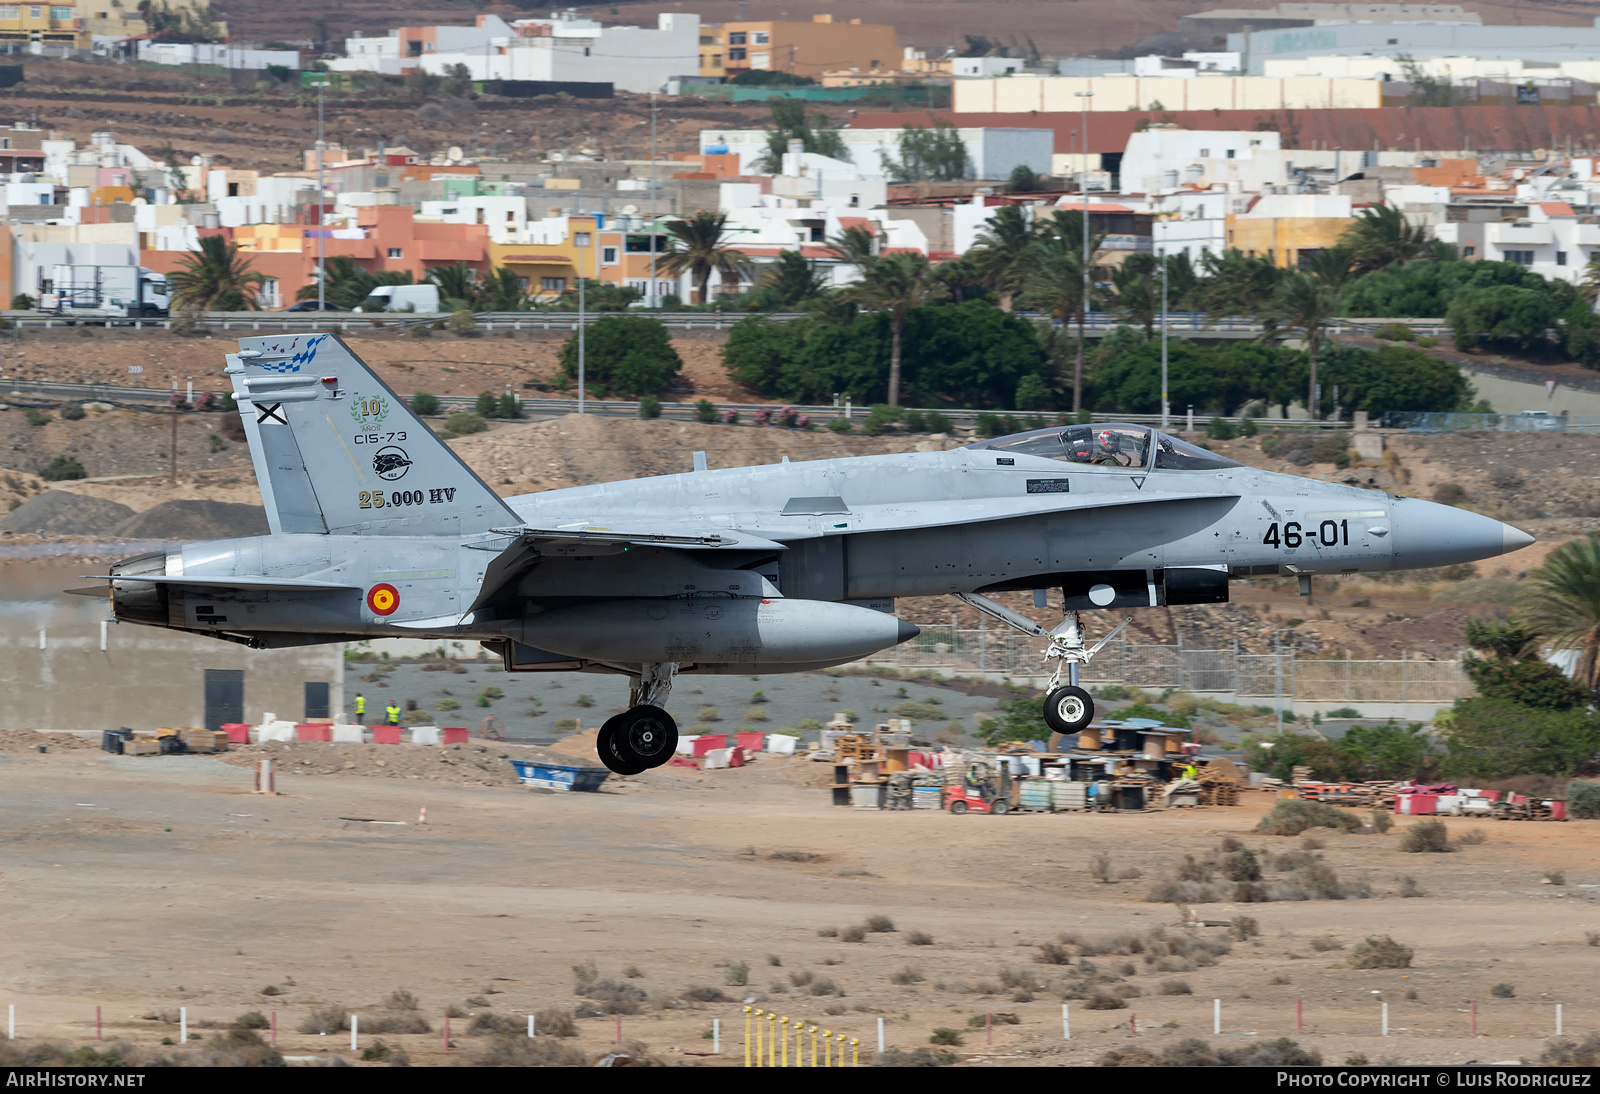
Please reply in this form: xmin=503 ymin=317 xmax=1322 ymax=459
xmin=955 ymin=594 xmax=1131 ymax=737
xmin=597 ymin=662 xmax=680 ymax=775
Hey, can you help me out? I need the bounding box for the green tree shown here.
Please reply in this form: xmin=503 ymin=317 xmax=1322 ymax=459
xmin=1195 ymin=249 xmax=1282 ymax=332
xmin=1441 ymin=698 xmax=1600 ymax=781
xmin=1517 ymin=533 xmax=1600 ymax=701
xmin=967 ymin=204 xmax=1038 ymax=308
xmin=559 ymin=314 xmax=683 ymax=397
xmin=656 ymin=212 xmax=751 ymax=305
xmin=555 ymin=279 xmax=641 ymax=312
xmin=1342 ymin=258 xmax=1559 ymax=318
xmin=933 ymin=257 xmax=988 ymax=304
xmin=1340 ymin=203 xmax=1432 ymax=275
xmin=825 ymin=223 xmax=878 ymax=270
xmin=409 ymin=392 xmax=440 ymax=415
xmin=1264 ymin=271 xmax=1340 ymax=420
xmin=1316 ymin=343 xmax=1472 ymax=415
xmin=442 ymin=62 xmax=474 ymax=99
xmin=1007 ymin=164 xmax=1045 ymax=193
xmin=754 ymin=99 xmax=847 ymax=172
xmin=168 ymin=235 xmax=267 ymax=311
xmin=477 ymin=267 xmax=530 ymax=312
xmin=1017 ymin=230 xmax=1100 ymax=412
xmin=1109 ymin=253 xmax=1159 ymax=341
xmin=1447 ymin=285 xmax=1560 ymax=352
xmin=839 ymin=252 xmax=945 ymax=406
xmin=879 ymin=123 xmax=969 ymax=182
xmin=427 ymin=262 xmax=480 ymax=311
xmin=751 ymin=250 xmax=826 ymax=309
xmin=298 ymin=256 xmax=411 ymax=310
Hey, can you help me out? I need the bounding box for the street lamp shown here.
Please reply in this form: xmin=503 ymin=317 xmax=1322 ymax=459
xmin=1075 ymin=89 xmax=1093 ymax=415
xmin=574 ymin=226 xmax=590 ymax=413
xmin=1160 ymin=243 xmax=1169 ymax=430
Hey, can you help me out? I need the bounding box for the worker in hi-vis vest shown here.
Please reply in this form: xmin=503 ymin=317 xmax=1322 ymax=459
xmin=353 ymin=693 xmax=366 ymax=725
xmin=386 ymin=702 xmax=402 ymax=726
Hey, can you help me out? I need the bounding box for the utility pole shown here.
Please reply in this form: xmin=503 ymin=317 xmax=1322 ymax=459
xmin=1074 ymin=89 xmax=1093 ymax=415
xmin=575 ymin=220 xmax=588 ymax=413
xmin=1160 ymin=244 xmax=1169 ymax=429
xmin=169 ymin=405 xmax=179 ymax=485
xmin=649 ymin=91 xmax=658 ymax=310
xmin=316 ymin=79 xmax=326 ymax=311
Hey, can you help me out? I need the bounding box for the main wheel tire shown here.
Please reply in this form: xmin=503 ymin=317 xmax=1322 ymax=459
xmin=596 ymin=717 xmax=646 ymax=776
xmin=608 ymin=705 xmax=679 ymax=770
xmin=1042 ymin=685 xmax=1095 ymax=734
xmin=949 ymin=800 xmax=969 ymax=816
xmin=990 ymin=799 xmax=1010 ymax=816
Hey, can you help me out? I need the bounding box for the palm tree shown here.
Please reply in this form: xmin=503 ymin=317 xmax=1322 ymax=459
xmin=1109 ymin=253 xmax=1159 ymax=341
xmin=427 ymin=262 xmax=480 ymax=310
xmin=656 ymin=211 xmax=751 ymax=305
xmin=296 ymin=256 xmax=410 ymax=310
xmin=933 ymin=257 xmax=986 ymax=303
xmin=1517 ymin=533 xmax=1600 ymax=700
xmin=1580 ymin=254 xmax=1600 ymax=305
xmin=1194 ymin=248 xmax=1283 ymax=331
xmin=1265 ymin=271 xmax=1340 ymax=420
xmin=825 ymin=223 xmax=878 ymax=269
xmin=755 ymin=250 xmax=827 ymax=308
xmin=967 ymin=204 xmax=1037 ymax=308
xmin=1017 ymin=233 xmax=1098 ymax=413
xmin=1305 ymin=246 xmax=1356 ymax=298
xmin=477 ymin=267 xmax=529 ymax=311
xmin=168 ymin=235 xmax=266 ymax=311
xmin=840 ymin=251 xmax=944 ymax=406
xmin=1340 ymin=203 xmax=1432 ymax=275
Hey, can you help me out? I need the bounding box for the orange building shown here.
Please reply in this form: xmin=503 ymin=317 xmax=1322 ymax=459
xmin=699 ymin=14 xmax=897 ymax=80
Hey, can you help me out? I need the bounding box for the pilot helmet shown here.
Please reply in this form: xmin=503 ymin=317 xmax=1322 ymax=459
xmin=1096 ymin=429 xmax=1120 ymax=453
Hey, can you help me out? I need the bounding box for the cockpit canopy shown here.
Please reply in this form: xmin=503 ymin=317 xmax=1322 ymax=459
xmin=966 ymin=423 xmax=1240 ymax=471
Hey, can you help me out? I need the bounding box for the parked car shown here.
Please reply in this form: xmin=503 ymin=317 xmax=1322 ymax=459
xmin=282 ymin=300 xmax=342 ymax=312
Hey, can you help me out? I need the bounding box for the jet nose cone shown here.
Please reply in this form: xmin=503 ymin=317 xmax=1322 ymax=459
xmin=1394 ymin=498 xmax=1533 ymax=569
xmin=1502 ymin=524 xmax=1536 ymax=556
xmin=896 ymin=618 xmax=921 ymax=644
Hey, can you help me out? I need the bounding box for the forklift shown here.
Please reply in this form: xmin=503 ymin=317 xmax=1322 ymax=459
xmin=943 ymin=761 xmax=1013 ymax=816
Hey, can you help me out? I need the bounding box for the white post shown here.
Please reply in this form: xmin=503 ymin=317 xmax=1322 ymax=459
xmin=877 ymin=1016 xmax=884 ymax=1052
xmin=100 ymin=619 xmax=107 ymax=652
xmin=1213 ymin=998 xmax=1220 ymax=1035
xmin=528 ymin=1014 xmax=535 ymax=1038
xmin=1381 ymin=1002 xmax=1389 ymax=1037
xmin=8 ymin=1004 xmax=13 ymax=1039
xmin=351 ymin=1013 xmax=358 ymax=1052
xmin=714 ymin=1017 xmax=721 ymax=1054
xmin=180 ymin=1007 xmax=187 ymax=1043
xmin=1558 ymin=1004 xmax=1564 ymax=1036
xmin=1062 ymin=1003 xmax=1071 ymax=1040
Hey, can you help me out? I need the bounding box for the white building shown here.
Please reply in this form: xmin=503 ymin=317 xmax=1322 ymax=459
xmin=952 ymin=57 xmax=1023 ymax=78
xmin=418 ymin=13 xmax=699 ymax=94
xmin=702 ymin=126 xmax=1053 ymax=182
xmin=420 ymin=196 xmax=530 ymax=243
xmin=329 ymin=16 xmax=513 ymax=76
xmin=1153 ymin=190 xmax=1232 ymax=264
xmin=1118 ymin=128 xmax=1283 ymax=195
xmin=211 ymin=175 xmax=317 ymax=228
xmin=136 ymin=41 xmax=301 ymax=70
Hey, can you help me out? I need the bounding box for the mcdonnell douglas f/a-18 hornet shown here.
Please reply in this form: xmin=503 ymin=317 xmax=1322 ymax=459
xmin=86 ymin=334 xmax=1536 ymax=774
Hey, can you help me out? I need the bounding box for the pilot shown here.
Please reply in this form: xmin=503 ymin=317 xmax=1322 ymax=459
xmin=385 ymin=702 xmax=402 ymax=727
xmin=1094 ymin=429 xmax=1126 ymax=465
xmin=353 ymin=693 xmax=366 ymax=726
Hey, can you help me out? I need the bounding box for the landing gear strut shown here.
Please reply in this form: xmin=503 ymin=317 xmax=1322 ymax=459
xmin=596 ymin=662 xmax=680 ymax=775
xmin=955 ymin=594 xmax=1131 ymax=738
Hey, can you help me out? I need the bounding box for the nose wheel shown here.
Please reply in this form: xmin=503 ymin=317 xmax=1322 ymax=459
xmin=954 ymin=595 xmax=1131 ymax=741
xmin=598 ymin=705 xmax=679 ymax=774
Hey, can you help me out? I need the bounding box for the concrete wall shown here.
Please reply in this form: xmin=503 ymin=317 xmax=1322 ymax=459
xmin=0 ymin=622 xmax=344 ymax=733
xmin=1459 ymin=365 xmax=1600 ymax=416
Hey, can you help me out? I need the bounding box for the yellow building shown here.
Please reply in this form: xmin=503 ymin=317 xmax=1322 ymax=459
xmin=0 ymin=3 xmax=90 ymax=49
xmin=491 ymin=216 xmax=674 ymax=304
xmin=699 ymin=14 xmax=897 ymax=80
xmin=79 ymin=0 xmax=223 ymax=41
xmin=1224 ymin=194 xmax=1355 ymax=270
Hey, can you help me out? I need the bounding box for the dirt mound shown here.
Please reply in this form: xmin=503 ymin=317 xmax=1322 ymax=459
xmin=215 ymin=738 xmax=604 ymax=787
xmin=0 ymin=491 xmax=135 ymax=535
xmin=111 ymin=499 xmax=269 ymax=541
xmin=0 ymin=729 xmax=99 ymax=751
xmin=453 ymin=414 xmax=957 ymax=495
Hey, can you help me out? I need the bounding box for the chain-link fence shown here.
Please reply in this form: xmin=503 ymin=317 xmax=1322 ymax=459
xmin=868 ymin=625 xmax=1469 ymax=705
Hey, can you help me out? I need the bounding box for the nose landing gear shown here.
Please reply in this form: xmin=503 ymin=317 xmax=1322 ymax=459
xmin=596 ymin=662 xmax=680 ymax=775
xmin=955 ymin=594 xmax=1131 ymax=738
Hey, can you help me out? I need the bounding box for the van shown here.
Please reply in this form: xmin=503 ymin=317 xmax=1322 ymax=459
xmin=354 ymin=284 xmax=440 ymax=313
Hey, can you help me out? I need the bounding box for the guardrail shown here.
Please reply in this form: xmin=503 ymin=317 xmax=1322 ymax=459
xmin=0 ymin=309 xmax=1451 ymax=337
xmin=0 ymin=379 xmax=1359 ymax=431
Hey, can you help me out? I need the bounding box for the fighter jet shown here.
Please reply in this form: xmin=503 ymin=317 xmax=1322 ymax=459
xmin=85 ymin=335 xmax=1535 ymax=775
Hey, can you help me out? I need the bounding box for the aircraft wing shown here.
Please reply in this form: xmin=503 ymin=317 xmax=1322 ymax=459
xmin=78 ymin=575 xmax=362 ymax=590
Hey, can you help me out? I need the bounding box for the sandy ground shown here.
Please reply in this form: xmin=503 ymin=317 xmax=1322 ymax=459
xmin=1 ymin=740 xmax=1596 ymax=1067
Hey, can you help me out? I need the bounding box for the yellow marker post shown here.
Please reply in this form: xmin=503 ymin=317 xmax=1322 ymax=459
xmin=769 ymin=1012 xmax=778 ymax=1067
xmin=851 ymin=1037 xmax=859 ymax=1067
xmin=754 ymin=1009 xmax=764 ymax=1067
xmin=780 ymin=1018 xmax=789 ymax=1067
xmin=823 ymin=1029 xmax=832 ymax=1067
xmin=795 ymin=1019 xmax=804 ymax=1066
xmin=836 ymin=1033 xmax=846 ymax=1066
xmin=810 ymin=1025 xmax=819 ymax=1067
xmin=743 ymin=1006 xmax=752 ymax=1068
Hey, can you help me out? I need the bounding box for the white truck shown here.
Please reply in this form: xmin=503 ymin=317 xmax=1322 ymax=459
xmin=354 ymin=284 xmax=440 ymax=313
xmin=39 ymin=265 xmax=171 ymax=318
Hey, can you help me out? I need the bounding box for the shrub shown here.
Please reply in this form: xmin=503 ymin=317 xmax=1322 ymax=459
xmin=1398 ymin=819 xmax=1451 ymax=853
xmin=1085 ymin=991 xmax=1127 ymax=1010
xmin=1229 ymin=916 xmax=1260 ymax=941
xmin=1546 ymin=870 xmax=1567 ymax=885
xmin=907 ymin=930 xmax=934 ymax=946
xmin=1222 ymin=849 xmax=1262 ymax=882
xmin=1490 ymin=982 xmax=1515 ymax=998
xmin=808 ymin=976 xmax=841 ymax=997
xmin=24 ymin=407 xmax=48 ymax=427
xmin=448 ymin=309 xmax=477 ymax=334
xmin=59 ymin=401 xmax=85 ymax=421
xmin=637 ymin=394 xmax=661 ymax=419
xmin=1258 ymin=800 xmax=1362 ymax=836
xmin=560 ymin=314 xmax=683 ymax=397
xmin=1159 ymin=979 xmax=1193 ymax=996
xmin=865 ymin=914 xmax=896 ymax=933
xmin=41 ymin=456 xmax=86 ymax=481
xmin=474 ymin=1036 xmax=589 ymax=1066
xmin=1398 ymin=875 xmax=1427 ymax=898
xmin=723 ymin=960 xmax=749 ymax=986
xmin=535 ymin=1008 xmax=577 ymax=1037
xmin=1089 ymin=850 xmax=1114 ymax=883
xmin=929 ymin=1027 xmax=964 ymax=1046
xmin=1206 ymin=416 xmax=1237 ymax=441
xmin=297 ymin=1006 xmax=349 ymax=1034
xmin=840 ymin=925 xmax=866 ymax=944
xmin=827 ymin=417 xmax=853 ymax=433
xmin=873 ymin=1047 xmax=959 ymax=1067
xmin=1456 ymin=829 xmax=1487 ymax=846
xmin=1370 ymin=810 xmax=1394 ymax=834
xmin=890 ymin=966 xmax=924 ymax=985
xmin=1308 ymin=936 xmax=1344 ymax=952
xmin=233 ymin=1012 xmax=270 ymax=1030
xmin=1568 ymin=779 xmax=1600 ymax=819
xmin=681 ymin=985 xmax=729 ymax=1003
xmin=694 ymin=398 xmax=718 ymax=423
xmin=1543 ymin=1034 xmax=1600 ymax=1066
xmin=1347 ymin=935 xmax=1413 ymax=969
xmin=410 ymin=392 xmax=440 ymax=415
xmin=1295 ymin=861 xmax=1348 ymax=900
xmin=444 ymin=412 xmax=488 ymax=436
